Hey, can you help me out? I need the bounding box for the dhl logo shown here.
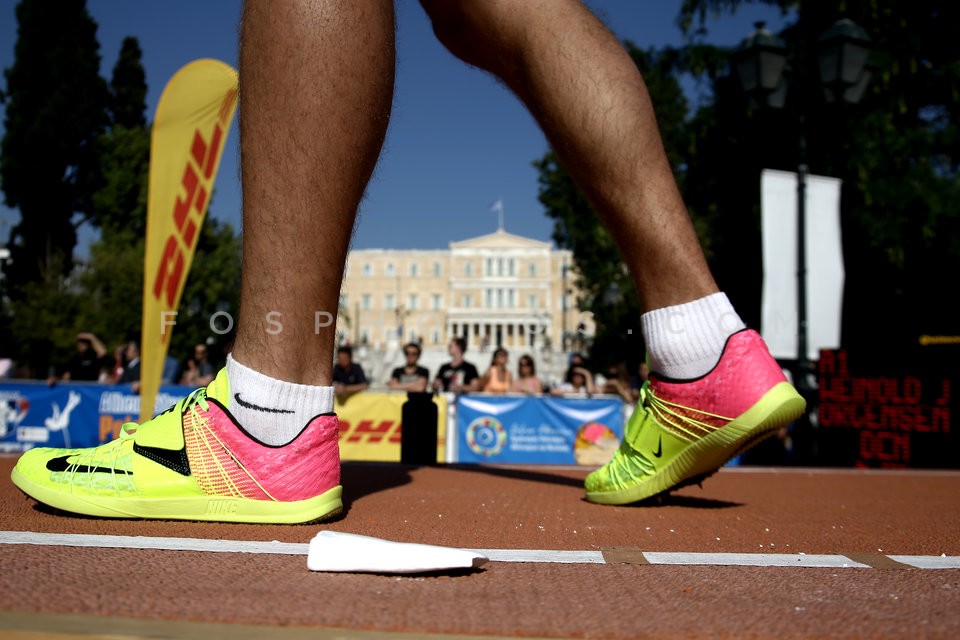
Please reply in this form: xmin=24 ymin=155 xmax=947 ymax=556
xmin=338 ymin=419 xmax=402 ymax=444
xmin=151 ymin=88 xmax=238 ymax=341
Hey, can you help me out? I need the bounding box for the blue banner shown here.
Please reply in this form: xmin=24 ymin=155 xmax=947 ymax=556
xmin=455 ymin=395 xmax=624 ymax=465
xmin=0 ymin=381 xmax=191 ymax=453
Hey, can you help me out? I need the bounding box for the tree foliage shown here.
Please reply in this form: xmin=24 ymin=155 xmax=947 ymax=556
xmin=0 ymin=0 xmax=108 ymax=294
xmin=538 ymin=0 xmax=960 ymax=371
xmin=0 ymin=1 xmax=242 ymax=377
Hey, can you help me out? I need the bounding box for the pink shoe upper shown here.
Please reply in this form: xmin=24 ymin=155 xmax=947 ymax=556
xmin=183 ymin=402 xmax=341 ymax=502
xmin=649 ymin=329 xmax=787 ymax=426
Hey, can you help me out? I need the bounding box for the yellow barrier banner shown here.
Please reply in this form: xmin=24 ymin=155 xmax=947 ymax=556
xmin=335 ymin=392 xmax=447 ymax=462
xmin=140 ymin=60 xmax=238 ymax=421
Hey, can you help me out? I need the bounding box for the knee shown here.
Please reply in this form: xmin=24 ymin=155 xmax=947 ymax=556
xmin=419 ymin=0 xmax=500 ymax=70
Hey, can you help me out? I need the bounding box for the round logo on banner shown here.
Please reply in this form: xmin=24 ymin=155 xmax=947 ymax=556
xmin=466 ymin=416 xmax=507 ymax=457
xmin=574 ymin=421 xmax=619 ymax=466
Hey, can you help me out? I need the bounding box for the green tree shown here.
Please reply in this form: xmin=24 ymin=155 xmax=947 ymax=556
xmin=92 ymin=36 xmax=149 ymax=238
xmin=679 ymin=0 xmax=960 ymax=369
xmin=109 ymin=37 xmax=147 ymax=129
xmin=0 ymin=0 xmax=109 ymax=294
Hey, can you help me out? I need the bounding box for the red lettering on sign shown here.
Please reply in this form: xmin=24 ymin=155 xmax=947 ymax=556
xmin=345 ymin=420 xmax=397 ymax=443
xmin=152 ymin=235 xmax=185 ymax=308
xmin=859 ymin=430 xmax=910 ymax=463
xmin=151 ymin=122 xmax=226 ymax=309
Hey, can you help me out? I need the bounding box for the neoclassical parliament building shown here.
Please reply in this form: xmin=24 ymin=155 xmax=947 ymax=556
xmin=338 ymin=229 xmax=579 ymax=353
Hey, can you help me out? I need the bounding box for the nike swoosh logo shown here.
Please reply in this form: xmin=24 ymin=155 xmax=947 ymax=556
xmin=133 ymin=443 xmax=191 ymax=476
xmin=653 ymin=435 xmax=663 ymax=458
xmin=234 ymin=393 xmax=295 ymax=414
xmin=46 ymin=455 xmax=132 ymax=475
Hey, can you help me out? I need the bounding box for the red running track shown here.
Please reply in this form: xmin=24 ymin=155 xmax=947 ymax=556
xmin=1 ymin=457 xmax=958 ymax=639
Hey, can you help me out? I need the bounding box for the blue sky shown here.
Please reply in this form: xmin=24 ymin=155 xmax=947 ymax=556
xmin=0 ymin=0 xmax=792 ymax=251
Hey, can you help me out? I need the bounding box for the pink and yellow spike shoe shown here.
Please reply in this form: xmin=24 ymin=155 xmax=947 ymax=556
xmin=11 ymin=369 xmax=342 ymax=523
xmin=586 ymin=329 xmax=806 ymax=505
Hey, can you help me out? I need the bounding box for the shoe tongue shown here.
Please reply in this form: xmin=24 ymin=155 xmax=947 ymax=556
xmin=205 ymin=367 xmax=231 ymax=405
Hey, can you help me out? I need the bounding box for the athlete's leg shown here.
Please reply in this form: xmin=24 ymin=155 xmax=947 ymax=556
xmin=420 ymin=0 xmax=805 ymax=504
xmin=234 ymin=0 xmax=394 ymax=386
xmin=9 ymin=1 xmax=397 ymax=523
xmin=420 ymin=0 xmax=713 ymax=313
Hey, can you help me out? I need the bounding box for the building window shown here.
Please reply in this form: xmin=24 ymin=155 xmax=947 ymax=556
xmin=339 ymin=294 xmax=348 ymax=310
xmin=432 ymin=294 xmax=442 ymax=310
xmin=409 ymin=262 xmax=418 ymax=277
xmin=464 ymin=294 xmax=472 ymax=308
xmin=361 ymin=294 xmax=371 ymax=310
xmin=385 ymin=294 xmax=395 ymax=310
xmin=362 ymin=263 xmax=372 ymax=277
xmin=509 ymin=259 xmax=516 ymax=276
xmin=465 ymin=262 xmax=473 ymax=277
xmin=528 ymin=294 xmax=537 ymax=310
xmin=385 ymin=263 xmax=395 ymax=277
xmin=433 ymin=262 xmax=442 ymax=277
xmin=485 ymin=289 xmax=493 ymax=308
xmin=408 ymin=293 xmax=418 ymax=310
xmin=431 ymin=329 xmax=440 ymax=344
xmin=508 ymin=289 xmax=516 ymax=308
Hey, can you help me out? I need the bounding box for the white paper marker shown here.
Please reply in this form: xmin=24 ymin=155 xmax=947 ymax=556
xmin=307 ymin=531 xmax=489 ymax=574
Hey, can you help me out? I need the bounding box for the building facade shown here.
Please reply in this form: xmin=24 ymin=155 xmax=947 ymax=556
xmin=339 ymin=229 xmax=577 ymax=352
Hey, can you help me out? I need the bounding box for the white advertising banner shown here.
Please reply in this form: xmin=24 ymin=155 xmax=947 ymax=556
xmin=761 ymin=169 xmax=844 ymax=362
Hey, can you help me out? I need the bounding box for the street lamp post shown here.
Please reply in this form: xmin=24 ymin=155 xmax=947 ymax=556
xmin=733 ymin=18 xmax=871 ymax=398
xmin=561 ymin=262 xmax=569 ymax=352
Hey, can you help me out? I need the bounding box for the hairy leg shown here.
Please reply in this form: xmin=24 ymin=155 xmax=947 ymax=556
xmin=234 ymin=0 xmax=395 ymax=385
xmin=420 ymin=0 xmax=716 ymax=312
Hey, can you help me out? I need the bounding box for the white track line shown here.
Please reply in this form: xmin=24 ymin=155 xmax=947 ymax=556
xmin=1 ymin=531 xmax=957 ymax=570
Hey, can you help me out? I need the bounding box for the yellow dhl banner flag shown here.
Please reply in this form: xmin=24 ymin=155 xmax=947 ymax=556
xmin=140 ymin=59 xmax=238 ymax=422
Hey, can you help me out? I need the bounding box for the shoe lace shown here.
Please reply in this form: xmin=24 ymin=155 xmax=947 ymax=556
xmin=644 ymin=380 xmax=733 ymax=440
xmin=116 ymin=387 xmax=210 ymax=439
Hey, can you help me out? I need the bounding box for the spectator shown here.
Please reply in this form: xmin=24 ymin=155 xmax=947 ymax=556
xmin=55 ymin=332 xmax=112 ymax=383
xmin=551 ymin=364 xmax=596 ymax=397
xmin=480 ymin=347 xmax=513 ymax=394
xmin=118 ymin=341 xmax=141 ymax=387
xmin=512 ymin=354 xmax=543 ymax=395
xmin=563 ymin=352 xmax=589 ymax=384
xmin=180 ymin=343 xmax=215 ymax=387
xmin=332 ymin=345 xmax=369 ymax=400
xmin=388 ymin=342 xmax=429 ymax=392
xmin=162 ymin=355 xmax=181 ymax=385
xmin=432 ymin=337 xmax=480 ymax=393
xmin=601 ymin=362 xmax=634 ymax=402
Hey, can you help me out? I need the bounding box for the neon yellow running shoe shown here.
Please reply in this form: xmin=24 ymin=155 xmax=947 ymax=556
xmin=586 ymin=329 xmax=806 ymax=505
xmin=11 ymin=368 xmax=342 ymax=523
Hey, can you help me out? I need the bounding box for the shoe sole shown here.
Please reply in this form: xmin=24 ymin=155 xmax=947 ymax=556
xmin=586 ymin=382 xmax=806 ymax=505
xmin=10 ymin=469 xmax=343 ymax=525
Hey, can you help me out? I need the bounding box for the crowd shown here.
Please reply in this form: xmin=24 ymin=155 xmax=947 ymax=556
xmin=332 ymin=337 xmax=648 ymax=402
xmin=2 ymin=331 xmax=645 ymax=402
xmin=5 ymin=331 xmax=227 ymax=390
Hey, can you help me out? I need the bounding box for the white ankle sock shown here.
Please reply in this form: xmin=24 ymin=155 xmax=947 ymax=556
xmin=641 ymin=292 xmax=746 ymax=380
xmin=225 ymin=354 xmax=335 ymax=446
